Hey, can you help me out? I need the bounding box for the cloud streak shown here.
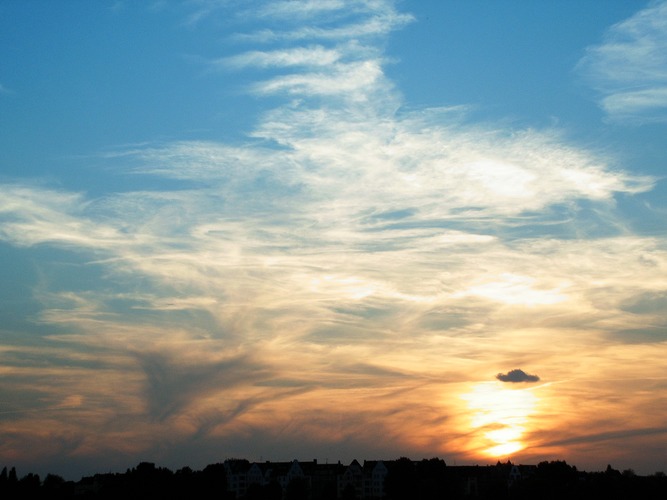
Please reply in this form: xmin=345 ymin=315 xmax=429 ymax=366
xmin=220 ymin=46 xmax=343 ymax=69
xmin=578 ymin=0 xmax=667 ymax=123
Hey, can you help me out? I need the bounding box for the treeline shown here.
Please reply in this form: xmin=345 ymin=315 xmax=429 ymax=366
xmin=0 ymin=462 xmax=229 ymax=499
xmin=1 ymin=459 xmax=667 ymax=500
xmin=505 ymin=462 xmax=667 ymax=500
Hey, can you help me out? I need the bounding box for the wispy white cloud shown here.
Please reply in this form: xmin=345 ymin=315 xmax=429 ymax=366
xmin=255 ymin=0 xmax=351 ymax=20
xmin=233 ymin=10 xmax=413 ymax=43
xmin=252 ymin=59 xmax=386 ymax=98
xmin=0 ymin=185 xmax=121 ymax=249
xmin=182 ymin=0 xmax=235 ymax=26
xmin=220 ymin=46 xmax=343 ymax=69
xmin=599 ymin=87 xmax=667 ymax=120
xmin=578 ymin=0 xmax=667 ymax=123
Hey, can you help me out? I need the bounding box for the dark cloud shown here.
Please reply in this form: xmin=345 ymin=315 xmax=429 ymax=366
xmin=136 ymin=351 xmax=268 ymax=421
xmin=496 ymin=368 xmax=540 ymax=383
xmin=620 ymin=290 xmax=667 ymax=314
xmin=613 ymin=326 xmax=667 ymax=344
xmin=537 ymin=426 xmax=667 ymax=447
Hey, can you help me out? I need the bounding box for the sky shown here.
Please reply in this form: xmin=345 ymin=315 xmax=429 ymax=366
xmin=1 ymin=0 xmax=667 ymax=481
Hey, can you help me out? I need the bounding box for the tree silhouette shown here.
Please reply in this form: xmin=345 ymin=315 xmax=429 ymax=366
xmin=385 ymin=457 xmax=416 ymax=500
xmin=416 ymin=458 xmax=448 ymax=500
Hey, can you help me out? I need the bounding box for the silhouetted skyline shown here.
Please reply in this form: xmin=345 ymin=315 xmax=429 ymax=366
xmin=1 ymin=0 xmax=666 ymax=481
xmin=2 ymin=457 xmax=666 ymax=499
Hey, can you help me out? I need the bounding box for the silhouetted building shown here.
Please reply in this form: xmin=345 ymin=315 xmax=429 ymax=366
xmin=363 ymin=460 xmax=389 ymax=498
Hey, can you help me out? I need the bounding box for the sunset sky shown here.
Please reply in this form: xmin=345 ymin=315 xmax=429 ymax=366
xmin=2 ymin=0 xmax=667 ymax=480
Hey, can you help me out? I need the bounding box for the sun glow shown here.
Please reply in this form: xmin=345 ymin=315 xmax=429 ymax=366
xmin=462 ymin=382 xmax=537 ymax=458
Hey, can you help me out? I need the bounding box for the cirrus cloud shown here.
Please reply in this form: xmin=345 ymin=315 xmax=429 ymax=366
xmin=578 ymin=0 xmax=667 ymax=123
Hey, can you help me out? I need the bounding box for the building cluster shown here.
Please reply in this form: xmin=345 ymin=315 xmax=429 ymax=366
xmin=222 ymin=457 xmax=534 ymax=499
xmin=224 ymin=458 xmax=389 ymax=499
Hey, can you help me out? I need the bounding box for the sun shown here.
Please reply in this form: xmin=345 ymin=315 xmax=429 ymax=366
xmin=461 ymin=382 xmax=537 ymax=458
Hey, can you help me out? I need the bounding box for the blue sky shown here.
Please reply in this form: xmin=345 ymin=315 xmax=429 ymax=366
xmin=1 ymin=0 xmax=667 ymax=480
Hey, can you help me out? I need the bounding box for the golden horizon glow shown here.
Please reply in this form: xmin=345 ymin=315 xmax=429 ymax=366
xmin=462 ymin=382 xmax=537 ymax=458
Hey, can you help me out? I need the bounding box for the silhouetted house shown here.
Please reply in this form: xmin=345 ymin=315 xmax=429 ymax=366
xmin=224 ymin=459 xmax=251 ymax=498
xmin=261 ymin=459 xmax=307 ymax=490
xmin=285 ymin=459 xmax=308 ymax=488
xmin=338 ymin=459 xmax=364 ymax=498
xmin=302 ymin=460 xmax=342 ymax=500
xmin=508 ymin=464 xmax=521 ymax=486
xmin=494 ymin=460 xmax=536 ymax=487
xmin=363 ymin=460 xmax=389 ymax=498
xmin=335 ymin=459 xmax=389 ymax=499
xmin=247 ymin=462 xmax=267 ymax=488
